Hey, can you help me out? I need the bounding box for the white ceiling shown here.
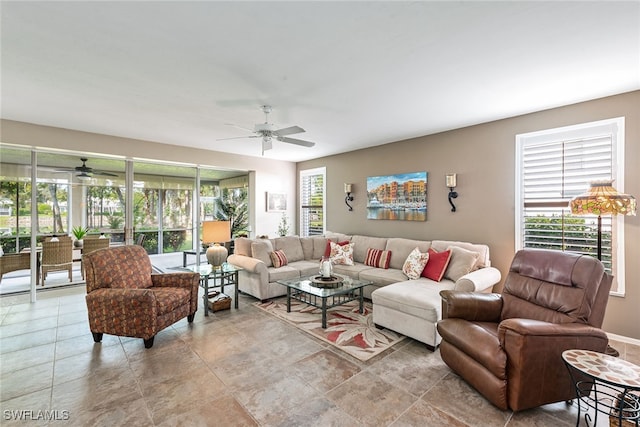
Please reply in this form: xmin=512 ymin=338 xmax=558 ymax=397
xmin=2 ymin=1 xmax=639 ymax=162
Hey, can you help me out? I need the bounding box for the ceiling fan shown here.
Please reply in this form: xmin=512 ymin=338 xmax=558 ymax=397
xmin=56 ymin=158 xmax=118 ymax=181
xmin=218 ymin=105 xmax=315 ymax=155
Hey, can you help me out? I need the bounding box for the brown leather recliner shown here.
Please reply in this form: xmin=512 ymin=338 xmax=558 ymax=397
xmin=437 ymin=248 xmax=612 ymax=412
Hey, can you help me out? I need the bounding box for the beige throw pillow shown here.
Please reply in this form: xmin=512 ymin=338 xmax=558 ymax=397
xmin=445 ymin=246 xmax=480 ymax=282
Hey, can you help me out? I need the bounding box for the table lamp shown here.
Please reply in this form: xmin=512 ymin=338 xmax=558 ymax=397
xmin=202 ymin=220 xmax=231 ymax=269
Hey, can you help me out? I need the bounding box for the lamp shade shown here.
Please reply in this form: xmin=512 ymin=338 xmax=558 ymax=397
xmin=569 ymin=181 xmax=637 ymax=216
xmin=202 ymin=220 xmax=231 ymax=244
xmin=202 ymin=221 xmax=231 ymax=268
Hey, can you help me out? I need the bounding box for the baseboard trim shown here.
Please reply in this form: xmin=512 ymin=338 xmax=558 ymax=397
xmin=607 ymin=332 xmax=640 ymax=347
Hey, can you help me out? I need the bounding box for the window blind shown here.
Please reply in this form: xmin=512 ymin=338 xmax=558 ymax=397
xmin=300 ymin=168 xmax=325 ymax=236
xmin=521 ymin=135 xmax=614 ymax=270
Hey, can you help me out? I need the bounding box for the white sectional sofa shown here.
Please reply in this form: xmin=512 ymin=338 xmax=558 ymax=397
xmin=227 ymin=232 xmax=501 ymax=349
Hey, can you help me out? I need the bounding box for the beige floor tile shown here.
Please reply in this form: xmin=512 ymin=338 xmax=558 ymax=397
xmin=291 ymin=349 xmax=361 ymax=393
xmin=0 ymin=327 xmax=57 ymax=354
xmin=157 ymin=395 xmax=258 ymax=427
xmin=392 ymin=400 xmax=469 ymax=427
xmin=0 ymin=361 xmax=54 ymax=401
xmin=0 ymin=342 xmax=55 ymax=375
xmin=0 ymin=388 xmax=52 ymax=427
xmin=327 ymin=371 xmax=416 ymax=426
xmin=422 ymin=373 xmax=512 ymax=427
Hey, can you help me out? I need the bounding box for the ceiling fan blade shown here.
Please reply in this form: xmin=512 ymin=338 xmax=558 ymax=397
xmin=93 ymin=171 xmax=118 ymax=177
xmin=224 ymin=123 xmax=255 ymax=133
xmin=261 ymin=138 xmax=273 ymax=156
xmin=216 ymin=135 xmax=259 ymax=141
xmin=277 ymin=136 xmax=315 ymax=148
xmin=273 ymin=126 xmax=305 ymax=137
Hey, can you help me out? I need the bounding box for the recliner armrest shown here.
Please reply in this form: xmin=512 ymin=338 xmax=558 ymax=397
xmin=439 ymin=290 xmax=503 ymax=321
xmin=498 ymin=318 xmax=608 ymax=341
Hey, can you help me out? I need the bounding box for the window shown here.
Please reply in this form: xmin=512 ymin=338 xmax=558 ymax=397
xmin=300 ymin=167 xmax=325 ymax=236
xmin=515 ymin=117 xmax=626 ymax=295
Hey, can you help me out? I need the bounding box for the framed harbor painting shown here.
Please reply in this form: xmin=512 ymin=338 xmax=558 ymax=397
xmin=366 ymin=172 xmax=427 ymax=221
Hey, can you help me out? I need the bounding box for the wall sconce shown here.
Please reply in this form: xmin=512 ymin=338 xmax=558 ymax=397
xmin=344 ymin=183 xmax=354 ymax=211
xmin=446 ymin=174 xmax=458 ymax=212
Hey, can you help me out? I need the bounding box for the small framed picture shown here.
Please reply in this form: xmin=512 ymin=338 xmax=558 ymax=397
xmin=266 ymin=192 xmax=287 ymax=212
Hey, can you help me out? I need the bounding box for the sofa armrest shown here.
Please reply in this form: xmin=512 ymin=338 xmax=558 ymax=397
xmin=151 ymin=272 xmax=199 ymax=289
xmin=227 ymin=254 xmax=268 ymax=275
xmin=453 ymin=267 xmax=501 ymax=292
xmin=499 ymin=318 xmax=609 ymax=341
xmin=439 ymin=290 xmax=503 ymax=321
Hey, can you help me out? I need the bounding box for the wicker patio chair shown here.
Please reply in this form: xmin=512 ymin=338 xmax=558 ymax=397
xmin=41 ymin=236 xmax=73 ymax=285
xmin=1 ymin=252 xmax=40 ymax=283
xmin=81 ymin=237 xmax=110 ymax=279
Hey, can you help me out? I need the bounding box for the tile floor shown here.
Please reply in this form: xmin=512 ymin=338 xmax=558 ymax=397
xmin=1 ymin=286 xmax=638 ymax=427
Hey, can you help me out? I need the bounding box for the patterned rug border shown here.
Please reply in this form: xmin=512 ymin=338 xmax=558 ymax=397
xmin=254 ymin=298 xmax=405 ymax=362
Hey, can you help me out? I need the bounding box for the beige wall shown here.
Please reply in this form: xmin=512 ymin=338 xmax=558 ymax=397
xmin=0 ymin=120 xmax=298 ymax=239
xmin=298 ymin=91 xmax=640 ymax=339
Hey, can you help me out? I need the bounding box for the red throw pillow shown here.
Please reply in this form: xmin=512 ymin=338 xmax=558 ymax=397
xmin=421 ymin=248 xmax=452 ymax=281
xmin=324 ymin=240 xmax=350 ymax=257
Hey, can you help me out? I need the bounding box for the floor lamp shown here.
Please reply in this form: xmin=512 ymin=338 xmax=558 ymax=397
xmin=569 ymin=180 xmax=637 ymax=357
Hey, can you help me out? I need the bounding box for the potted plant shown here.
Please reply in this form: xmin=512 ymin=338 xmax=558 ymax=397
xmin=71 ymin=226 xmax=88 ymax=248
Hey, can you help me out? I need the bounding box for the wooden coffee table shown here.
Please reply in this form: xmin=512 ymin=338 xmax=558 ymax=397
xmin=277 ymin=274 xmax=371 ymax=328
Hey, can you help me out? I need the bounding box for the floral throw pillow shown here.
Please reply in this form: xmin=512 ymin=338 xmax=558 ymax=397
xmin=330 ymin=241 xmax=354 ymax=266
xmin=402 ymin=247 xmax=429 ymax=280
xmin=269 ymin=250 xmax=288 ymax=268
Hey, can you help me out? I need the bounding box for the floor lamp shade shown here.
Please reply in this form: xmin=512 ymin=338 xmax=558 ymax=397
xmin=569 ymin=180 xmax=637 ymax=260
xmin=202 ymin=221 xmax=231 ymax=268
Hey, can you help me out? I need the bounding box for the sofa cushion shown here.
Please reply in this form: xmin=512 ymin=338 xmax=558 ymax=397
xmin=385 ymin=238 xmax=432 ymax=270
xmin=267 ymin=265 xmax=300 ymax=283
xmin=300 ymin=236 xmax=328 ymax=260
xmin=269 ymin=250 xmax=288 ymax=268
xmin=251 ymin=240 xmax=274 ymax=267
xmin=332 ymin=262 xmax=374 ymax=279
xmin=288 ymin=260 xmax=320 ymax=277
xmin=330 ymin=241 xmax=354 ymax=265
xmin=234 ymin=237 xmax=253 ymax=257
xmin=371 ymin=279 xmax=456 ymax=323
xmin=431 ymin=240 xmax=489 ymax=269
xmin=421 ymin=248 xmax=452 ymax=282
xmin=445 ymin=246 xmax=480 ymax=282
xmin=402 ymin=247 xmax=430 ymax=280
xmin=351 ymin=235 xmax=387 ymax=263
xmin=359 ymin=267 xmax=407 ymax=286
xmin=275 ymin=236 xmax=304 ymax=262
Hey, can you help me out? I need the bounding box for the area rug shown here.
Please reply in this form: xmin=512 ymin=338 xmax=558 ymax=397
xmin=255 ymin=298 xmax=405 ymax=362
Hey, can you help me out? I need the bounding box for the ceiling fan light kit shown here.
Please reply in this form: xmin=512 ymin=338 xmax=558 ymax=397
xmin=218 ymin=105 xmax=315 ymax=155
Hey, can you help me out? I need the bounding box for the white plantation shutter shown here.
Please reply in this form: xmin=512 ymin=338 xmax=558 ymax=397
xmin=516 ymin=118 xmax=626 ymax=294
xmin=300 ymin=167 xmax=325 ymax=236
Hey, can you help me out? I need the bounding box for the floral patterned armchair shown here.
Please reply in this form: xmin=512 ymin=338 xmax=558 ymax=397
xmin=84 ymin=245 xmax=199 ymax=348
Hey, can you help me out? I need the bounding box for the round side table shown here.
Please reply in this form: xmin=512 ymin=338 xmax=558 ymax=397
xmin=562 ymin=349 xmax=640 ymax=427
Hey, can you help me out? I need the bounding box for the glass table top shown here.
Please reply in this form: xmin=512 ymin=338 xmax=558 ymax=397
xmin=178 ymin=263 xmax=241 ymax=277
xmin=277 ymin=274 xmax=371 ymax=297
